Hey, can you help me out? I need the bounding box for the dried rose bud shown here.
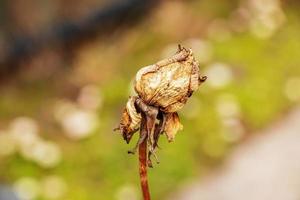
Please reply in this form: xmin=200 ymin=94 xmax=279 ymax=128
xmin=134 ymin=45 xmax=206 ymax=113
xmin=117 ymin=45 xmax=206 ymax=144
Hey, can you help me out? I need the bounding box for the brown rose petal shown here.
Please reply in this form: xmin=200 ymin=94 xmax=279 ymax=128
xmin=119 ymin=96 xmax=141 ymax=143
xmin=164 ymin=112 xmax=183 ymax=142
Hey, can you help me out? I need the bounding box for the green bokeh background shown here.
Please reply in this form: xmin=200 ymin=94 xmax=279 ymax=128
xmin=0 ymin=0 xmax=300 ymax=199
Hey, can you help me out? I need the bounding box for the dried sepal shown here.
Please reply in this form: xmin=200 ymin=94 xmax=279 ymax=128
xmin=118 ymin=96 xmax=141 ymax=143
xmin=163 ymin=112 xmax=183 ymax=142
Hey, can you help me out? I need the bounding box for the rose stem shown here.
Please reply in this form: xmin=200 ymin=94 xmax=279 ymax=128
xmin=139 ymin=116 xmax=151 ymax=200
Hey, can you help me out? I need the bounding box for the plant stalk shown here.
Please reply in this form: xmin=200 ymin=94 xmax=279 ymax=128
xmin=139 ymin=117 xmax=151 ymax=200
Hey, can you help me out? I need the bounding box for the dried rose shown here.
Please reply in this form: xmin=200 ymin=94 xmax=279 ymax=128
xmin=117 ymin=45 xmax=206 ymax=146
xmin=116 ymin=45 xmax=206 ymax=199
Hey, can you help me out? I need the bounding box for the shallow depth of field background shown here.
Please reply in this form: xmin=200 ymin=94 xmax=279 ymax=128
xmin=0 ymin=0 xmax=300 ymax=200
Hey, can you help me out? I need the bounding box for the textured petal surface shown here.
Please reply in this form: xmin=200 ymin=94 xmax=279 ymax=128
xmin=134 ymin=46 xmax=203 ymax=113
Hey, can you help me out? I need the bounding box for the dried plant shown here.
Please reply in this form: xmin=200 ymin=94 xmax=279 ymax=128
xmin=115 ymin=45 xmax=206 ymax=200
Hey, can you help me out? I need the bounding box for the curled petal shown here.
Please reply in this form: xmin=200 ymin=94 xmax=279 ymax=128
xmin=119 ymin=96 xmax=141 ymax=143
xmin=164 ymin=112 xmax=183 ymax=142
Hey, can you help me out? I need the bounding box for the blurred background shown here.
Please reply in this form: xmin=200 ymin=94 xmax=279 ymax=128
xmin=0 ymin=0 xmax=300 ymax=199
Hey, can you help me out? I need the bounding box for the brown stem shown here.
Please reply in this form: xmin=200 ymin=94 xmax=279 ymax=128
xmin=139 ymin=116 xmax=151 ymax=200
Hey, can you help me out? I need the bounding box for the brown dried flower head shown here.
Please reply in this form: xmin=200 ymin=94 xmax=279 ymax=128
xmin=117 ymin=45 xmax=206 ymax=154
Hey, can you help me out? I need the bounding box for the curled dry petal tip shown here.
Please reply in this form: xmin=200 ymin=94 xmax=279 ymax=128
xmin=200 ymin=75 xmax=207 ymax=83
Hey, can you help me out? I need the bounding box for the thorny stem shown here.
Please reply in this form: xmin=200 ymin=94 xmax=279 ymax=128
xmin=139 ymin=115 xmax=151 ymax=200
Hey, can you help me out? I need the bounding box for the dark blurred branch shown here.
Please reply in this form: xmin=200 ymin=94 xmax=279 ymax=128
xmin=0 ymin=0 xmax=159 ymax=79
